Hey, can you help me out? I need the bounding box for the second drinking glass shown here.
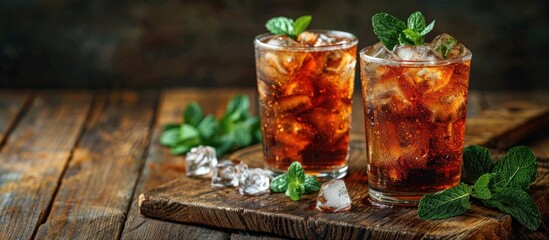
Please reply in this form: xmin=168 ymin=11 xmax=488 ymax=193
xmin=254 ymin=30 xmax=358 ymax=179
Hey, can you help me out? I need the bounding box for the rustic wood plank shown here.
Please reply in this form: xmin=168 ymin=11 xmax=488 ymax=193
xmin=464 ymin=98 xmax=549 ymax=149
xmin=121 ymin=88 xmax=256 ymax=240
xmin=139 ymin=131 xmax=549 ymax=239
xmin=0 ymin=91 xmax=29 ymax=146
xmin=0 ymin=92 xmax=93 ymax=240
xmin=34 ymin=91 xmax=157 ymax=239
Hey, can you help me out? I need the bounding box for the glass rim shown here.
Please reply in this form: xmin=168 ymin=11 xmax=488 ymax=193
xmin=359 ymin=43 xmax=472 ymax=66
xmin=254 ymin=29 xmax=358 ymax=52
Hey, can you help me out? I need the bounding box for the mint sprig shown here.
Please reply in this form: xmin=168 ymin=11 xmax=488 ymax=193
xmin=372 ymin=11 xmax=435 ymax=50
xmin=160 ymin=95 xmax=262 ymax=157
xmin=418 ymin=145 xmax=541 ymax=231
xmin=265 ymin=15 xmax=312 ymax=39
xmin=270 ymin=161 xmax=321 ymax=201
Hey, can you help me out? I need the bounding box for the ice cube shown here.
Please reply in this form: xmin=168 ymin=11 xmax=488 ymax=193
xmin=211 ymin=160 xmax=249 ymax=187
xmin=256 ymin=50 xmax=306 ymax=86
xmin=364 ymin=42 xmax=400 ymax=60
xmin=325 ymin=50 xmax=356 ymax=75
xmin=366 ymin=78 xmax=414 ymax=116
xmin=316 ymin=179 xmax=351 ymax=213
xmin=266 ymin=35 xmax=301 ymax=47
xmin=372 ymin=121 xmax=429 ymax=169
xmin=239 ymin=168 xmax=270 ymax=195
xmin=402 ymin=66 xmax=453 ymax=93
xmin=429 ymin=33 xmax=467 ymax=59
xmin=186 ymin=146 xmax=218 ymax=178
xmin=304 ymin=108 xmax=349 ymax=145
xmin=277 ymin=94 xmax=313 ymax=113
xmin=271 ymin=118 xmax=314 ymax=160
xmin=423 ymin=92 xmax=467 ymax=123
xmin=394 ymin=45 xmax=441 ymax=61
xmin=314 ymin=33 xmax=349 ymax=46
xmin=297 ymin=31 xmax=319 ymax=46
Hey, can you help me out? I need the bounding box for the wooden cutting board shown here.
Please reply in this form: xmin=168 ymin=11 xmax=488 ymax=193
xmin=138 ymin=106 xmax=549 ymax=239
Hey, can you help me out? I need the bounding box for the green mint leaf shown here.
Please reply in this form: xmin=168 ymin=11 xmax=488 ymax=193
xmin=372 ymin=12 xmax=406 ymax=50
xmin=163 ymin=123 xmax=179 ymax=131
xmin=407 ymin=11 xmax=426 ymax=33
xmin=196 ymin=115 xmax=218 ymax=140
xmin=303 ymin=175 xmax=321 ymax=193
xmin=398 ymin=33 xmax=414 ymax=46
xmin=183 ymin=102 xmax=204 ymax=127
xmin=420 ymin=20 xmax=435 ymax=36
xmin=286 ymin=182 xmax=306 ymax=201
xmin=402 ymin=28 xmax=423 ymax=45
xmin=436 ymin=36 xmax=457 ymax=59
xmin=482 ymin=188 xmax=541 ymax=230
xmin=493 ymin=146 xmax=537 ymax=191
xmin=265 ymin=17 xmax=294 ymax=36
xmin=180 ymin=124 xmax=201 ymax=142
xmin=226 ymin=95 xmax=250 ymax=122
xmin=170 ymin=144 xmax=191 ymax=155
xmin=270 ymin=174 xmax=288 ymax=193
xmin=462 ymin=145 xmax=494 ymax=184
xmin=293 ymin=15 xmax=312 ymax=37
xmin=160 ymin=128 xmax=180 ymax=147
xmin=418 ymin=183 xmax=472 ymax=220
xmin=209 ymin=134 xmax=234 ymax=157
xmin=472 ymin=173 xmax=495 ymax=200
xmin=288 ymin=161 xmax=305 ymax=184
xmin=232 ymin=124 xmax=252 ymax=147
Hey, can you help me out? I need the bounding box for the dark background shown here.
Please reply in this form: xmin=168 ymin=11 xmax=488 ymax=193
xmin=1 ymin=0 xmax=548 ymax=90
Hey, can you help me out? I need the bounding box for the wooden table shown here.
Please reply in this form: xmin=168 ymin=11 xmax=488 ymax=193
xmin=0 ymin=88 xmax=547 ymax=239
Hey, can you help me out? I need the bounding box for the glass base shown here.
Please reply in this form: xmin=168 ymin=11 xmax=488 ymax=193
xmin=265 ymin=164 xmax=348 ymax=180
xmin=368 ymin=185 xmax=435 ymax=207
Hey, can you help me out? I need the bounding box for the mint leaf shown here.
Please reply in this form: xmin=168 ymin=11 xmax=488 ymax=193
xmin=493 ymin=146 xmax=537 ymax=191
xmin=286 ymin=182 xmax=305 ymax=201
xmin=372 ymin=12 xmax=406 ymax=50
xmin=183 ymin=102 xmax=204 ymax=127
xmin=232 ymin=124 xmax=252 ymax=147
xmin=180 ymin=124 xmax=200 ymax=142
xmin=420 ymin=20 xmax=435 ymax=36
xmin=402 ymin=28 xmax=423 ymax=45
xmin=436 ymin=37 xmax=457 ymax=59
xmin=293 ymin=15 xmax=312 ymax=37
xmin=160 ymin=128 xmax=180 ymax=147
xmin=303 ymin=175 xmax=320 ymax=193
xmin=163 ymin=123 xmax=179 ymax=131
xmin=226 ymin=95 xmax=250 ymax=122
xmin=170 ymin=145 xmax=191 ymax=155
xmin=270 ymin=174 xmax=288 ymax=193
xmin=285 ymin=162 xmax=306 ymax=201
xmin=418 ymin=183 xmax=472 ymax=219
xmin=472 ymin=173 xmax=495 ymax=200
xmin=483 ymin=188 xmax=541 ymax=230
xmin=266 ymin=17 xmax=294 ymax=36
xmin=196 ymin=115 xmax=218 ymax=140
xmin=462 ymin=145 xmax=494 ymax=184
xmin=407 ymin=11 xmax=426 ymax=33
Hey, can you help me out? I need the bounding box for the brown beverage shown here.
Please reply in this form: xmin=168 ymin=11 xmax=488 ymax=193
xmin=360 ymin=36 xmax=472 ymax=204
xmin=254 ymin=30 xmax=358 ymax=178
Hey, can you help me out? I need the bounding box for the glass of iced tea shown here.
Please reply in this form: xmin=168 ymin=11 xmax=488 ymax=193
xmin=254 ymin=30 xmax=358 ymax=179
xmin=360 ymin=34 xmax=472 ymax=205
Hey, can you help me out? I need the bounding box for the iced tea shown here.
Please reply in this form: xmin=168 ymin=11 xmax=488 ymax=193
xmin=360 ymin=37 xmax=472 ymax=205
xmin=254 ymin=30 xmax=358 ymax=178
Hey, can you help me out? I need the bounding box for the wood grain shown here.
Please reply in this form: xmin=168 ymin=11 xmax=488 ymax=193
xmin=139 ymin=132 xmax=549 ymax=239
xmin=464 ymin=95 xmax=549 ymax=149
xmin=121 ymin=89 xmax=256 ymax=240
xmin=0 ymin=92 xmax=93 ymax=240
xmin=35 ymin=91 xmax=157 ymax=239
xmin=0 ymin=91 xmax=29 ymax=146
